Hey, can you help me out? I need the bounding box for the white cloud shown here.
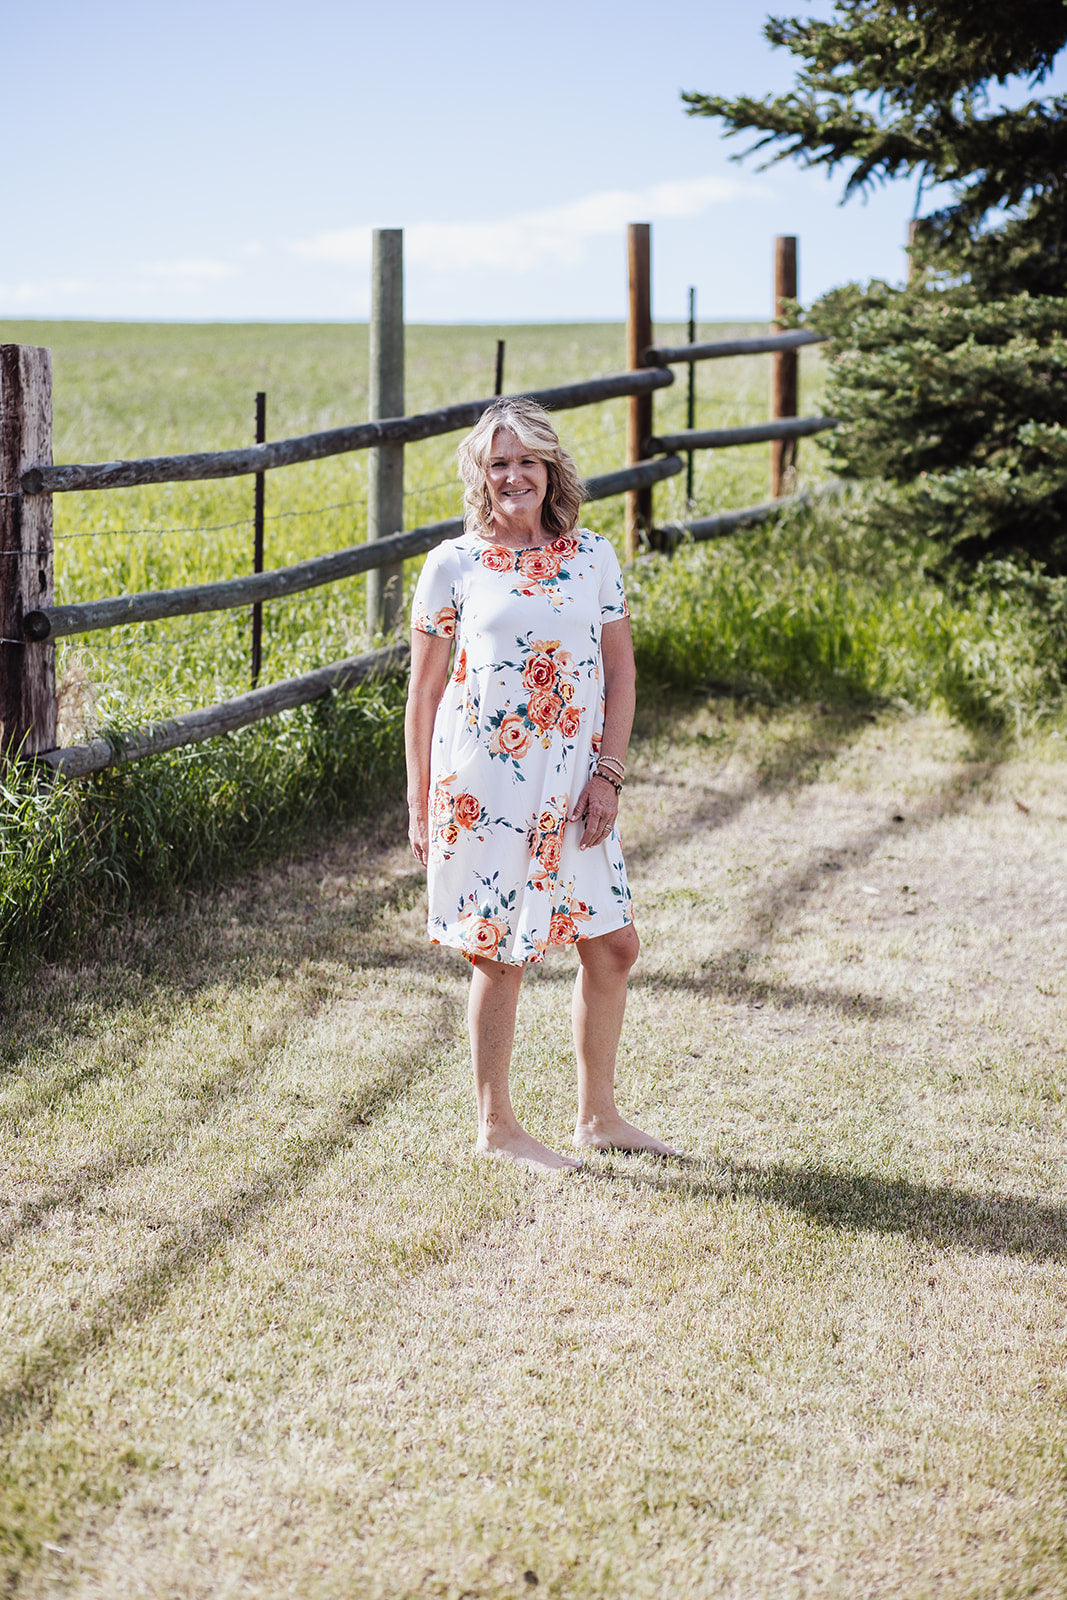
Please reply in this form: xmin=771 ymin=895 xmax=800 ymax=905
xmin=149 ymin=258 xmax=237 ymax=283
xmin=292 ymin=175 xmax=759 ymax=275
xmin=0 ymin=279 xmax=93 ymax=305
xmin=292 ymin=225 xmax=374 ymax=269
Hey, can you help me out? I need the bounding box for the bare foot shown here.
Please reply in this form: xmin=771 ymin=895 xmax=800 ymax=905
xmin=477 ymin=1126 xmax=583 ymax=1173
xmin=573 ymin=1114 xmax=679 ymax=1156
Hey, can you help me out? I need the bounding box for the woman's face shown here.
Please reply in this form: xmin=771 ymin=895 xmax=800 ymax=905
xmin=485 ymin=429 xmax=549 ymax=528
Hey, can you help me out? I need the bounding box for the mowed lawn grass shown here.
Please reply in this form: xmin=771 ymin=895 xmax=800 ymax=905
xmin=2 ymin=695 xmax=1065 ymax=1599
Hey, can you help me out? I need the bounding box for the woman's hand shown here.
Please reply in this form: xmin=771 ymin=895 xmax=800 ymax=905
xmin=570 ymin=773 xmax=619 ymax=850
xmin=409 ymin=799 xmax=430 ymax=866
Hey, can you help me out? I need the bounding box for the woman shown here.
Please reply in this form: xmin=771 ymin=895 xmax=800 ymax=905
xmin=405 ymin=397 xmax=674 ymax=1171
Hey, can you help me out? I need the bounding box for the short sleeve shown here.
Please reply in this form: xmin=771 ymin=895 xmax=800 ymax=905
xmin=597 ymin=537 xmax=630 ymax=622
xmin=411 ymin=543 xmax=459 ymax=637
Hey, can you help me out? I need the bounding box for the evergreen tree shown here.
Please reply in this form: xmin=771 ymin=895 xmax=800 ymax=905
xmin=684 ymin=1 xmax=1067 ymax=297
xmin=684 ymin=2 xmax=1067 ymax=572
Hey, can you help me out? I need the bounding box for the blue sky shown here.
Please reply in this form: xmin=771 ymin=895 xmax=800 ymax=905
xmin=3 ymin=0 xmax=1063 ymax=324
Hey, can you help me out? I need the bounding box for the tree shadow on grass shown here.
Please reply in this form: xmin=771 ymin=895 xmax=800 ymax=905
xmin=622 ymin=701 xmax=882 ymax=875
xmin=624 ymin=701 xmax=1019 ymax=1028
xmin=598 ymin=1155 xmax=1067 ymax=1265
xmin=625 ymin=689 xmax=1011 ymax=891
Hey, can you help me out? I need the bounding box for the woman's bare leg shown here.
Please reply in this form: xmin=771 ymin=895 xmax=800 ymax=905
xmin=469 ymin=956 xmax=581 ymax=1171
xmin=572 ymin=924 xmax=677 ymax=1153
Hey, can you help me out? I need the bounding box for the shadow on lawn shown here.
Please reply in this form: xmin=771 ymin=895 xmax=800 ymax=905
xmin=607 ymin=1155 xmax=1067 ymax=1265
xmin=622 ymin=702 xmax=879 ymax=875
xmin=633 ymin=963 xmax=908 ymax=1020
xmin=627 ymin=698 xmax=1014 ymax=1022
xmin=0 ymin=1018 xmax=442 ymax=1443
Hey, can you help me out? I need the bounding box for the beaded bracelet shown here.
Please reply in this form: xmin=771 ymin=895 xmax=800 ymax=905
xmin=593 ymin=766 xmax=623 ymax=795
xmin=597 ymin=755 xmax=626 ymax=779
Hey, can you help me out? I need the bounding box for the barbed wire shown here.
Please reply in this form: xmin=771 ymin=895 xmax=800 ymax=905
xmin=67 ymin=619 xmax=245 ymax=652
xmin=404 ymin=478 xmax=459 ymax=502
xmin=3 ymin=480 xmax=464 ymax=560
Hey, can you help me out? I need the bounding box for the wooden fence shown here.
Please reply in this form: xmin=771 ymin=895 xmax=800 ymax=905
xmin=0 ymin=224 xmax=833 ymax=778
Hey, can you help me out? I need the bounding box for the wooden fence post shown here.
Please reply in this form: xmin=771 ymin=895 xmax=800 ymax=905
xmin=366 ymin=228 xmax=405 ymax=635
xmin=625 ymin=222 xmax=653 ymax=561
xmin=251 ymin=389 xmax=266 ymax=687
xmin=0 ymin=345 xmax=56 ymax=757
xmin=770 ymin=235 xmax=798 ymax=498
xmin=686 ymin=284 xmax=697 ymax=505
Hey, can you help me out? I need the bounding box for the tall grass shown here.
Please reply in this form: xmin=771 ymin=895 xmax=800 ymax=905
xmin=628 ymin=489 xmax=1067 ymax=733
xmin=0 ymin=683 xmax=406 ymax=980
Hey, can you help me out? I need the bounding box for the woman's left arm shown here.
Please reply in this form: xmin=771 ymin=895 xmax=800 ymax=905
xmin=571 ymin=617 xmax=636 ymax=849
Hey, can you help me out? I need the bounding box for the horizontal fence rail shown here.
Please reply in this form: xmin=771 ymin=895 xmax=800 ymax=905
xmin=21 ymin=369 xmax=675 ymax=496
xmin=2 ymin=227 xmax=839 ymax=773
xmin=644 ymin=328 xmax=826 ymax=366
xmin=35 ymin=643 xmax=411 ymax=779
xmin=650 ymin=415 xmax=837 ymax=453
xmin=675 ymin=490 xmax=815 ymax=544
xmin=22 ymin=457 xmax=684 ymax=641
xmin=37 ymin=485 xmax=812 ymax=780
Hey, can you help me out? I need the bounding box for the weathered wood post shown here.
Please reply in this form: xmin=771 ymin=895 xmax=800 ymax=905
xmin=0 ymin=345 xmax=56 ymax=757
xmin=770 ymin=235 xmax=798 ymax=498
xmin=251 ymin=389 xmax=266 ymax=687
xmin=625 ymin=222 xmax=653 ymax=561
xmin=686 ymin=284 xmax=697 ymax=505
xmin=366 ymin=228 xmax=405 ymax=635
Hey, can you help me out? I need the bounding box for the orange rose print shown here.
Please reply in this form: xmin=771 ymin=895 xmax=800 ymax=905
xmin=466 ymin=917 xmax=505 ymax=958
xmin=431 ymin=784 xmax=452 ymax=823
xmin=452 ymin=648 xmax=467 ymax=684
xmin=489 ymin=715 xmax=531 ymax=757
xmin=481 ymin=546 xmax=514 ymax=573
xmin=432 ymin=607 xmax=457 ymax=637
xmin=518 ymin=548 xmax=562 ymax=582
xmin=522 ymin=655 xmax=557 ymax=692
xmin=453 ymin=792 xmax=481 ymax=829
xmin=559 ymin=706 xmax=581 ymax=740
xmin=538 ymin=836 xmax=562 ymax=872
xmin=526 ymin=690 xmax=562 ymax=732
xmin=549 ymin=912 xmax=579 ymax=946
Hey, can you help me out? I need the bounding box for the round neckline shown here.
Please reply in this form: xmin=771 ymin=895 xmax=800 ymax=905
xmin=473 ymin=530 xmax=580 ymax=554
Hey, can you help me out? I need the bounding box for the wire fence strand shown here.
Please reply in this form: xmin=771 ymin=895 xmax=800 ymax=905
xmin=5 ymin=484 xmax=459 ymax=559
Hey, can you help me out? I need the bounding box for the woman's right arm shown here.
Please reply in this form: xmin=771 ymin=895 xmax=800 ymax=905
xmin=404 ymin=629 xmax=453 ymax=865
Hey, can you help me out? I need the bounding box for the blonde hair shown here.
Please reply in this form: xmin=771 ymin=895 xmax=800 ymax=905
xmin=457 ymin=397 xmax=585 ymax=540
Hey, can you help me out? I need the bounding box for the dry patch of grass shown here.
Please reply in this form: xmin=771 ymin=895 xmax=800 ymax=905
xmin=1 ymin=699 xmax=1065 ymax=1599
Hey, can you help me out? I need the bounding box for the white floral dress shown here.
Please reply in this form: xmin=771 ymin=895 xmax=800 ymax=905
xmin=411 ymin=527 xmax=634 ymax=966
